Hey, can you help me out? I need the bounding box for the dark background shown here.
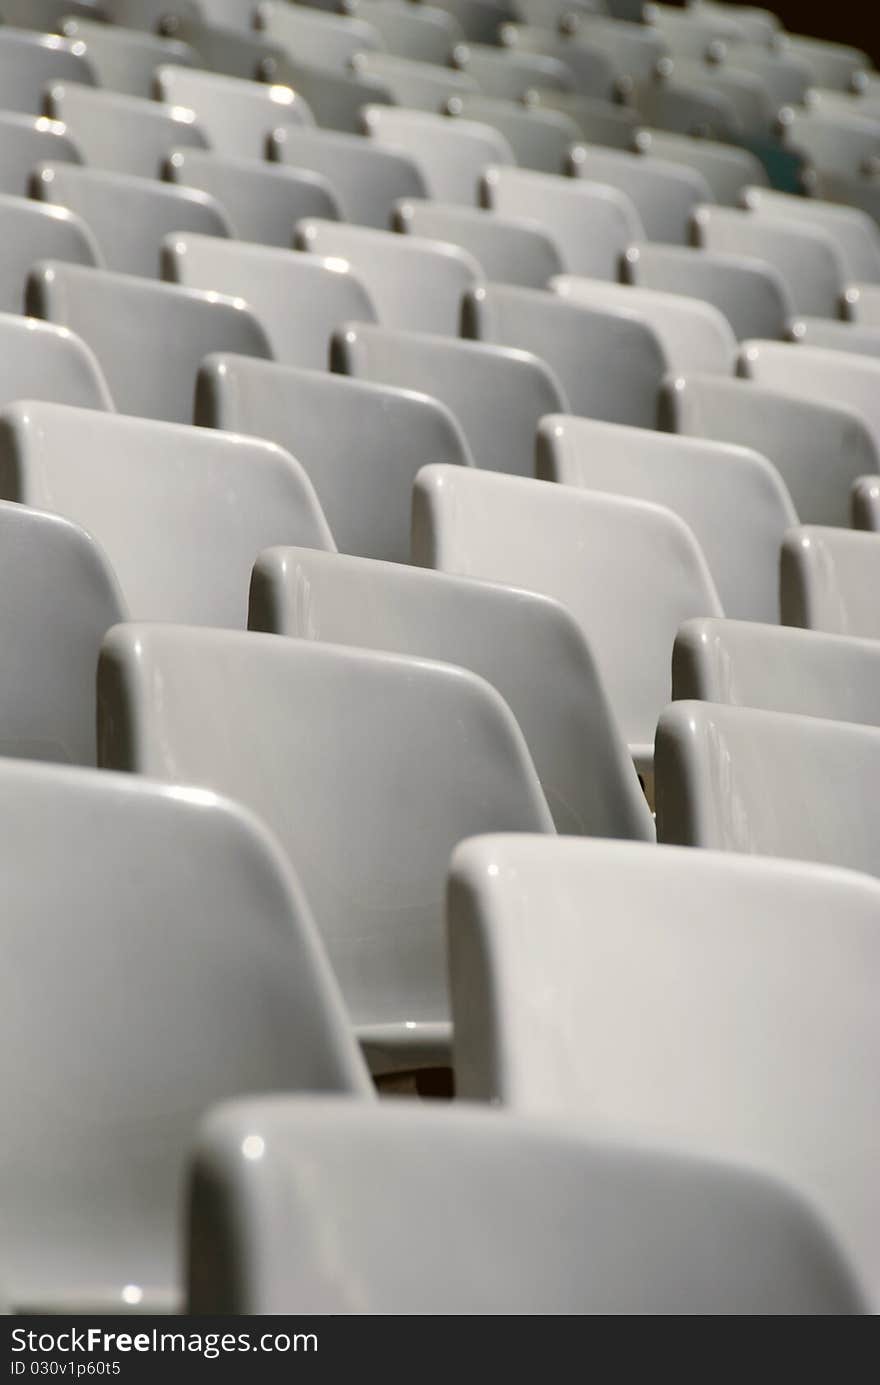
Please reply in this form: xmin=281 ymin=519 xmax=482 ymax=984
xmin=724 ymin=0 xmax=880 ymax=66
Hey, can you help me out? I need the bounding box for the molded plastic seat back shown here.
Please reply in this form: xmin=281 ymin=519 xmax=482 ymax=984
xmin=187 ymin=1096 xmax=865 ymax=1314
xmin=656 ymin=699 xmax=880 ymax=884
xmin=0 ymin=112 xmax=83 ymax=198
xmin=163 ymin=233 xmax=377 ymax=367
xmin=197 ymin=355 xmax=471 ymax=562
xmin=394 ymin=199 xmax=564 ymax=288
xmin=740 ymin=339 xmax=880 ymax=458
xmin=571 ymin=145 xmax=711 ymax=245
xmin=164 ymin=148 xmax=341 ymax=247
xmin=538 ymin=415 xmax=794 ymax=622
xmin=46 ymin=84 xmax=209 ymax=178
xmin=0 ymin=30 xmax=95 ymax=116
xmin=333 ymin=321 xmax=567 ymax=476
xmin=482 ymin=164 xmax=644 ymax=279
xmin=781 ymin=524 xmax=880 ymax=639
xmin=271 ymin=125 xmax=427 ymax=228
xmin=362 ymin=105 xmax=515 ymax=204
xmin=0 ymin=759 xmax=369 ymax=1312
xmin=0 ymin=312 xmax=113 ymax=412
xmin=448 ymin=831 xmax=880 ymax=1307
xmin=0 ymin=402 xmax=334 ymax=627
xmin=97 ymin=629 xmax=555 ymax=1061
xmin=155 ymin=67 xmax=314 ymax=160
xmin=0 ymin=502 xmax=124 ymax=766
xmin=673 ymin=615 xmax=880 ymax=726
xmin=662 ymin=371 xmax=879 ymax=527
xmin=27 ymin=262 xmax=271 ymax=423
xmin=465 ymin=282 xmax=668 ymax=426
xmin=693 ymin=206 xmax=846 ymax=319
xmin=413 ymin=465 xmax=722 ymax=761
xmin=34 ymin=164 xmax=231 ymax=279
xmin=625 ymin=241 xmax=793 ymax=342
xmin=0 ymin=195 xmax=101 ymax=314
xmin=249 ymin=545 xmax=653 ymax=840
xmin=295 ymin=219 xmax=483 ymax=335
xmin=551 ymin=274 xmax=737 ymax=375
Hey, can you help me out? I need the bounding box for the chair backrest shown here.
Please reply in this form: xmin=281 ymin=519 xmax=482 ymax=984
xmin=482 ymin=163 xmax=643 ymax=278
xmin=571 ymin=145 xmax=711 ymax=244
xmin=393 ymin=199 xmax=564 ymax=288
xmin=782 ymin=108 xmax=880 ymax=182
xmin=661 ymin=371 xmax=879 ymax=527
xmin=721 ymin=43 xmax=813 ymax=107
xmin=163 ymin=233 xmax=377 ymax=367
xmin=656 ymin=699 xmax=880 ymax=883
xmin=164 ymin=148 xmax=341 ymax=247
xmin=62 ymin=17 xmax=198 ymax=98
xmin=34 ymin=164 xmax=231 ymax=279
xmin=740 ymin=338 xmax=880 ymax=458
xmin=256 ymin=2 xmax=385 ymax=70
xmin=693 ymin=205 xmax=846 ymax=319
xmin=498 ymin=25 xmax=618 ymax=99
xmin=636 ymin=128 xmax=768 ymax=206
xmin=353 ymin=52 xmax=479 ymax=109
xmin=0 ymin=311 xmax=114 ymax=412
xmin=0 ymin=195 xmax=101 ymax=314
xmin=197 ymin=354 xmax=471 ymax=563
xmin=270 ymin=124 xmax=427 ymax=228
xmin=362 ymin=105 xmax=515 ymax=204
xmin=538 ymin=414 xmax=794 ymax=622
xmin=187 ymin=1095 xmax=865 ymax=1314
xmin=742 ymin=185 xmax=880 ymax=284
xmin=46 ymin=83 xmax=209 ymax=178
xmin=0 ymin=401 xmax=334 ymax=627
xmin=464 ymin=282 xmax=668 ymax=426
xmin=448 ymin=96 xmax=580 ymax=174
xmin=0 ymin=502 xmax=124 ymax=766
xmin=453 ymin=41 xmax=575 ymax=101
xmin=781 ymin=524 xmax=880 ymax=639
xmin=413 ymin=464 xmax=723 ymax=761
xmin=529 ymin=90 xmax=640 ymax=151
xmin=274 ymin=58 xmax=394 ymax=134
xmin=852 ymin=474 xmax=880 ymax=530
xmin=155 ymin=66 xmax=314 ymax=160
xmin=294 ymin=219 xmax=483 ymax=335
xmin=0 ymin=29 xmax=95 ymax=116
xmin=0 ymin=112 xmax=83 ymax=198
xmin=352 ymin=0 xmax=463 ymax=64
xmin=673 ymin=615 xmax=880 ymax=726
xmin=249 ymin=545 xmax=654 ymax=840
xmin=781 ymin=33 xmax=870 ymax=92
xmin=332 ymin=321 xmax=567 ymax=476
xmin=27 ymin=262 xmax=271 ymax=424
xmin=551 ymin=273 xmax=737 ymax=375
xmin=97 ymin=628 xmax=555 ymax=1054
xmin=448 ymin=831 xmax=880 ymax=1308
xmin=0 ymin=758 xmax=370 ymax=1313
xmin=625 ymin=241 xmax=793 ymax=341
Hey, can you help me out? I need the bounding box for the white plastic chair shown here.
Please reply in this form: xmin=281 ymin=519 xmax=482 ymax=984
xmin=45 ymin=83 xmax=209 ymax=178
xmin=0 ymin=758 xmax=369 ymax=1313
xmin=538 ymin=414 xmax=794 ymax=621
xmin=249 ymin=545 xmax=654 ymax=840
xmin=155 ymin=66 xmax=314 ymax=160
xmin=362 ymin=105 xmax=515 ymax=204
xmin=197 ymin=355 xmax=472 ymax=563
xmin=413 ymin=464 xmax=723 ymax=767
xmin=0 ymin=401 xmax=334 ymax=628
xmin=781 ymin=524 xmax=880 ymax=639
xmin=187 ymin=1096 xmax=865 ymax=1314
xmin=448 ymin=831 xmax=879 ymax=1308
xmin=97 ymin=628 xmax=555 ymax=1071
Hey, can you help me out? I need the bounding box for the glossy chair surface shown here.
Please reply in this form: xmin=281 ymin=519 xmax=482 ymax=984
xmin=0 ymin=759 xmax=369 ymax=1313
xmin=362 ymin=105 xmax=515 ymax=204
xmin=448 ymin=831 xmax=880 ymax=1307
xmin=97 ymin=629 xmax=555 ymax=1069
xmin=197 ymin=355 xmax=471 ymax=563
xmin=164 ymin=148 xmax=341 ymax=247
xmin=27 ymin=262 xmax=271 ymax=424
xmin=249 ymin=545 xmax=653 ymax=840
xmin=187 ymin=1096 xmax=865 ymax=1314
xmin=781 ymin=524 xmax=880 ymax=639
xmin=46 ymin=83 xmax=209 ymax=179
xmin=270 ymin=125 xmax=427 ymax=229
xmin=413 ymin=464 xmax=723 ymax=764
xmin=155 ymin=66 xmax=314 ymax=160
